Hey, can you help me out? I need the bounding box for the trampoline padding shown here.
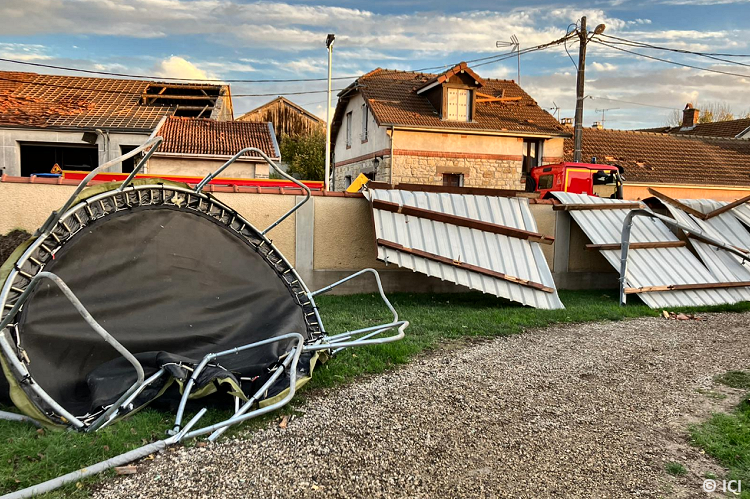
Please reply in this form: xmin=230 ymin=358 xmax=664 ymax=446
xmin=18 ymin=206 xmax=308 ymax=416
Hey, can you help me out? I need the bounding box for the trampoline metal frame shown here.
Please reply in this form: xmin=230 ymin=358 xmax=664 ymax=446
xmin=0 ymin=137 xmax=407 ymax=439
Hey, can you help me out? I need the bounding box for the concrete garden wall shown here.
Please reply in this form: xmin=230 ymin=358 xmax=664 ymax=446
xmin=0 ymin=178 xmax=618 ymax=294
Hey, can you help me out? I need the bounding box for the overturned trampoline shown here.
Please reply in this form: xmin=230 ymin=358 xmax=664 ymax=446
xmin=0 ymin=137 xmax=407 ymax=497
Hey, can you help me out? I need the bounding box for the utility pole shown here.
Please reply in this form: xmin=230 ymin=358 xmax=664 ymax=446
xmin=573 ymin=17 xmax=606 ymax=163
xmin=324 ymin=33 xmax=335 ymax=191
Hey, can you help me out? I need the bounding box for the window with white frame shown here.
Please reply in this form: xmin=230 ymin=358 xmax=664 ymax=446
xmin=446 ymin=88 xmax=471 ymax=122
xmin=361 ymin=104 xmax=369 ymax=142
xmin=345 ymin=111 xmax=352 ymax=148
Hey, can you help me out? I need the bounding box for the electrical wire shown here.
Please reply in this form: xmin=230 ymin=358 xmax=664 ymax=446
xmin=0 ymin=57 xmax=361 ymax=83
xmin=591 ymin=39 xmax=750 ymax=79
xmin=597 ymin=33 xmax=750 ymax=58
xmin=564 ymin=23 xmax=578 ymax=70
xmin=0 ymin=74 xmax=345 ymax=97
xmin=588 ymin=95 xmax=680 ymax=110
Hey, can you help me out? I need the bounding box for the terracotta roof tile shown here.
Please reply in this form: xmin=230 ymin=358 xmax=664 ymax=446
xmin=563 ymin=128 xmax=750 ymax=187
xmin=0 ymin=70 xmax=225 ymax=130
xmin=652 ymin=119 xmax=750 ymax=138
xmin=333 ymin=65 xmax=568 ymax=138
xmin=156 ymin=117 xmax=279 ymax=158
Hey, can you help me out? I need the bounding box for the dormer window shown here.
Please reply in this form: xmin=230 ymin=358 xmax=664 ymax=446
xmin=446 ymin=88 xmax=472 ymax=122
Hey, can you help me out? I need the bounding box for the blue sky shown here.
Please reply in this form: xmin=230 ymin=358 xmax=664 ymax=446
xmin=0 ymin=0 xmax=748 ymax=128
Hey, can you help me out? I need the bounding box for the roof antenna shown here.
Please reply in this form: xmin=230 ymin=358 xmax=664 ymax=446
xmin=495 ymin=34 xmax=520 ymax=85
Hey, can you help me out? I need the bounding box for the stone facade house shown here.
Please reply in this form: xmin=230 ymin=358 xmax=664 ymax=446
xmin=330 ymin=62 xmax=569 ymax=191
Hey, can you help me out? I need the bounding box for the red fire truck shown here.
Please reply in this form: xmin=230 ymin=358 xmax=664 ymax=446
xmin=529 ymin=162 xmax=623 ymax=199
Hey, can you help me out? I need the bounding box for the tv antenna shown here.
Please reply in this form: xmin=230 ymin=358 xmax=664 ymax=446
xmin=496 ymin=34 xmax=520 ymax=85
xmin=594 ymin=107 xmax=619 ymax=126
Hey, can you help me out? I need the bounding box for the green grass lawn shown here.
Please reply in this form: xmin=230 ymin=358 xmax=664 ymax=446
xmin=691 ymin=370 xmax=750 ymax=499
xmin=1 ymin=290 xmax=749 ymax=497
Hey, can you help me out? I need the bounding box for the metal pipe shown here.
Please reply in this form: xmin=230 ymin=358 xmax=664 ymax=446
xmin=207 ymin=344 xmax=300 ymax=442
xmin=2 ymin=409 xmax=207 ymax=499
xmin=94 ymin=369 xmax=166 ymax=432
xmin=619 ymin=208 xmax=750 ymax=305
xmin=36 ymin=136 xmax=163 ymax=237
xmin=193 ymin=146 xmax=311 ymax=236
xmin=171 ymin=333 xmax=305 ymax=433
xmin=181 ymin=342 xmax=304 ymax=440
xmin=0 ymin=410 xmax=41 ymax=427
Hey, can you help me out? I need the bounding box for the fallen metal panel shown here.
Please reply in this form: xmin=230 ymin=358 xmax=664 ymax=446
xmin=663 ymin=200 xmax=750 ymax=302
xmin=366 ymin=188 xmax=563 ymax=309
xmin=553 ymin=192 xmax=741 ymax=308
xmin=732 ymin=203 xmax=750 ymax=229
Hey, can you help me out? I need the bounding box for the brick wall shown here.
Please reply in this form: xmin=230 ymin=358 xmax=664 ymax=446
xmin=392 ymin=152 xmax=524 ymax=190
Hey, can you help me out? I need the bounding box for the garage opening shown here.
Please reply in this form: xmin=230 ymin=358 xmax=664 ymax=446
xmin=20 ymin=143 xmax=98 ymax=177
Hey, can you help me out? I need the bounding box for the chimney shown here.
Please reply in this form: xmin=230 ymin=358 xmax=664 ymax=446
xmin=682 ymin=103 xmax=699 ymax=128
xmin=561 ymin=117 xmax=573 ymax=127
xmin=592 ymin=121 xmax=603 ymax=129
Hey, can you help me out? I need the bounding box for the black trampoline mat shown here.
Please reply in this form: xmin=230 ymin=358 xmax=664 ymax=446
xmin=18 ymin=206 xmax=308 ymax=415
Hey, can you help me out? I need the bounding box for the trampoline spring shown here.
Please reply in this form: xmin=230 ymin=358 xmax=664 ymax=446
xmin=40 ymin=244 xmax=53 ymax=255
xmin=73 ymin=212 xmax=83 ymax=225
xmin=290 ymin=280 xmax=298 ymax=285
xmin=282 ymin=269 xmax=291 ymax=274
xmin=60 ymin=221 xmax=71 ymax=233
xmin=10 ymin=286 xmax=25 ymax=294
xmin=258 ymin=241 xmax=266 ymax=248
xmin=302 ymin=302 xmax=311 ymax=306
xmin=98 ymin=200 xmax=107 ymax=213
xmin=28 ymin=256 xmax=42 ymax=267
xmin=84 ymin=204 xmax=94 ymax=218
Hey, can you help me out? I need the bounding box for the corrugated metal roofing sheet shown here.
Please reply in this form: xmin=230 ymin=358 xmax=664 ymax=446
xmin=553 ymin=192 xmax=743 ymax=308
xmin=664 ymin=199 xmax=750 ymax=302
xmin=733 ymin=203 xmax=750 ymax=228
xmin=365 ymin=188 xmax=563 ymax=309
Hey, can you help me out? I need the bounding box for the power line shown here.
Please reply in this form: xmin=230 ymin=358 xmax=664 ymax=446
xmin=588 ymin=95 xmax=681 ymax=110
xmin=597 ymin=33 xmax=750 ymax=58
xmin=0 ymin=74 xmax=345 ymax=97
xmin=0 ymin=57 xmax=360 ymax=83
xmin=596 ymin=35 xmax=750 ymax=70
xmin=591 ymin=39 xmax=750 ymax=79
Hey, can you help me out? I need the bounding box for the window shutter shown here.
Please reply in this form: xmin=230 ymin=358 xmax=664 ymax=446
xmin=447 ymin=88 xmax=458 ymax=120
xmin=457 ymin=89 xmax=468 ymax=121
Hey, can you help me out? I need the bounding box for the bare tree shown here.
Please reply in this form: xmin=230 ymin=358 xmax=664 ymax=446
xmin=698 ymin=102 xmax=735 ymax=123
xmin=664 ymin=101 xmax=741 ymax=126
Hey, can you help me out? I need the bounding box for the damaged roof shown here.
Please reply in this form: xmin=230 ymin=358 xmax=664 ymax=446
xmin=333 ymin=63 xmax=568 ymax=138
xmin=0 ymin=70 xmax=229 ymax=130
xmin=639 ymin=118 xmax=750 ymax=139
xmin=155 ymin=117 xmax=280 ymax=159
xmin=563 ymin=127 xmax=750 ymax=187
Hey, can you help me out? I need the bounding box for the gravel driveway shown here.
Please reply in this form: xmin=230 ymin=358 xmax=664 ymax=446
xmin=96 ymin=313 xmax=750 ymax=499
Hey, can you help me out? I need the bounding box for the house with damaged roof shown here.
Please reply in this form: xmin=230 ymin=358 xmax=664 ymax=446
xmin=330 ymin=63 xmax=570 ymax=191
xmin=0 ymin=70 xmax=232 ymax=178
xmin=563 ymin=125 xmax=750 ymax=201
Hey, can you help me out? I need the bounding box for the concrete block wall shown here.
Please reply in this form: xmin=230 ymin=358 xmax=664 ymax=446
xmin=0 ymin=178 xmax=618 ymax=294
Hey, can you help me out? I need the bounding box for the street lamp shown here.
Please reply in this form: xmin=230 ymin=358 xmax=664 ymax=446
xmin=324 ymin=34 xmax=335 ymax=191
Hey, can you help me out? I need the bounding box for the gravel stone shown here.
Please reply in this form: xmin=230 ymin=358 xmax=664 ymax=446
xmin=95 ymin=313 xmax=750 ymax=499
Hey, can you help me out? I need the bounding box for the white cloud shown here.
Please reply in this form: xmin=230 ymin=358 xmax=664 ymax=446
xmin=0 ymin=42 xmax=51 ymax=61
xmin=591 ymin=62 xmax=617 ymax=72
xmin=152 ymin=56 xmax=218 ymax=81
